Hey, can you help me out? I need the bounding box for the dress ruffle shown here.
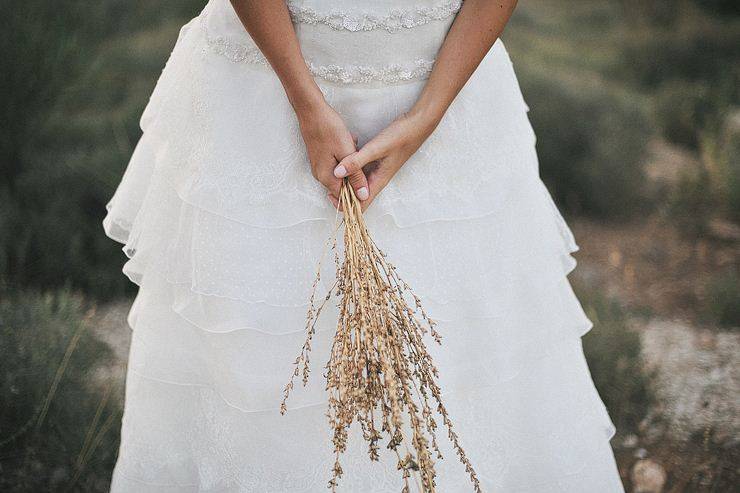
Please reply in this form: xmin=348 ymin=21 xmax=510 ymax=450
xmin=114 ymin=297 xmax=620 ymax=492
xmin=105 ymin=4 xmax=623 ymax=491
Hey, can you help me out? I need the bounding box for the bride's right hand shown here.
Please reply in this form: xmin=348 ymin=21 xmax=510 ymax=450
xmin=229 ymin=0 xmax=369 ymax=208
xmin=295 ymin=100 xmax=369 ymax=206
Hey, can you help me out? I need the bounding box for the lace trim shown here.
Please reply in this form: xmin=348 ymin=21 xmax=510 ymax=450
xmin=287 ymin=0 xmax=462 ymax=33
xmin=307 ymin=59 xmax=434 ymax=85
xmin=205 ymin=33 xmax=269 ymax=66
xmin=203 ymin=26 xmax=435 ymax=85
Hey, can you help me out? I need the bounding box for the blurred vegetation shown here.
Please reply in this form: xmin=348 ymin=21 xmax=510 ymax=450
xmin=507 ymin=1 xmax=652 ymax=219
xmin=507 ymin=0 xmax=739 ymax=332
xmin=0 ymin=288 xmax=120 ymax=492
xmin=619 ymin=0 xmax=740 ymax=227
xmin=508 ymin=0 xmax=740 ymax=224
xmin=668 ymin=115 xmax=740 ymax=235
xmin=705 ymin=269 xmax=740 ymax=327
xmin=578 ymin=287 xmax=654 ymax=434
xmin=617 ymin=0 xmax=739 ymax=147
xmin=1 ymin=5 xmax=201 ymax=487
xmin=521 ymin=73 xmax=650 ymax=218
xmin=1 ymin=0 xmax=204 ymax=298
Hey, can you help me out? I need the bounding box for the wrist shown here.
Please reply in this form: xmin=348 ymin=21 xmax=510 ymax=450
xmin=285 ymin=79 xmax=327 ymax=118
xmin=407 ymin=93 xmax=448 ymax=135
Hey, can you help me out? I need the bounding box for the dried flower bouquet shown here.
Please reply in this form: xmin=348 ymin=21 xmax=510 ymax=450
xmin=282 ymin=180 xmax=481 ymax=493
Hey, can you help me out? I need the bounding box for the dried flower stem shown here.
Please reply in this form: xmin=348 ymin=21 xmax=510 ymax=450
xmin=282 ymin=180 xmax=482 ymax=492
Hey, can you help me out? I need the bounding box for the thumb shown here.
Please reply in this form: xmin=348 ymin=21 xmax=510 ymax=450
xmin=346 ymin=169 xmax=369 ymax=201
xmin=346 ymin=135 xmax=369 ymax=199
xmin=333 ymin=138 xmax=384 ymax=179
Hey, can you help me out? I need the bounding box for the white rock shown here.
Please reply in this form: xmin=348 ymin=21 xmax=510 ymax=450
xmin=640 ymin=319 xmax=740 ymax=445
xmin=631 ymin=459 xmax=667 ymax=493
xmin=622 ymin=434 xmax=639 ymax=448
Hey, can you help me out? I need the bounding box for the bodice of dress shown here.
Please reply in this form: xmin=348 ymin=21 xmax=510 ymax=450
xmin=200 ymin=0 xmax=461 ymax=85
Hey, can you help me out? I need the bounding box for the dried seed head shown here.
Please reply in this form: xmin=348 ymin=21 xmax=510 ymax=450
xmin=281 ymin=181 xmax=482 ymax=493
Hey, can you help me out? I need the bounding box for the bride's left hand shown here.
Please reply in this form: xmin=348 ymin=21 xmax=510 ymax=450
xmin=330 ymin=110 xmax=438 ymax=211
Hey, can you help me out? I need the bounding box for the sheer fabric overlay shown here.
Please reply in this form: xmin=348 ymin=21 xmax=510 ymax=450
xmin=104 ymin=1 xmax=625 ymax=491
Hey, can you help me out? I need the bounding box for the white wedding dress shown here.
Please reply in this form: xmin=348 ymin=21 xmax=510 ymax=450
xmin=103 ymin=1 xmax=625 ymax=491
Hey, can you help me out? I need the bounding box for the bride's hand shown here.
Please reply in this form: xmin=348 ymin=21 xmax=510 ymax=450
xmin=332 ymin=111 xmax=437 ymax=210
xmin=296 ymin=100 xmax=370 ymax=203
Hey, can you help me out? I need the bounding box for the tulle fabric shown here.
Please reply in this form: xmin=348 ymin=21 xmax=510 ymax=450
xmin=104 ymin=1 xmax=624 ymax=491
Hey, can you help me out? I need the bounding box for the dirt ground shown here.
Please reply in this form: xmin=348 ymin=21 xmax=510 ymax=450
xmin=572 ymin=216 xmax=739 ymax=325
xmin=571 ymin=215 xmax=739 ymax=492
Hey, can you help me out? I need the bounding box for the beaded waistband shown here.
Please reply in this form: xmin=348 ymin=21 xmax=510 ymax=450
xmin=199 ymin=0 xmax=461 ymax=86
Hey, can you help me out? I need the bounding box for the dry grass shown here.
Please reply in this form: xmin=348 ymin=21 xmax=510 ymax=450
xmin=281 ymin=181 xmax=480 ymax=492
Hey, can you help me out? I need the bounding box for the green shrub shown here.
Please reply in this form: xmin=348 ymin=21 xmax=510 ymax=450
xmin=726 ymin=150 xmax=740 ymax=224
xmin=695 ymin=0 xmax=740 ymax=16
xmin=618 ymin=20 xmax=740 ymax=89
xmin=619 ymin=0 xmax=740 ymax=25
xmin=0 ymin=0 xmax=202 ymax=297
xmin=669 ymin=112 xmax=740 ymax=233
xmin=706 ymin=269 xmax=740 ymax=328
xmin=0 ymin=289 xmax=120 ymax=492
xmin=520 ymin=71 xmax=651 ymax=219
xmin=717 ymin=113 xmax=740 ymax=221
xmin=654 ymin=80 xmax=715 ymax=148
xmin=615 ymin=2 xmax=740 ymax=158
xmin=1 ymin=1 xmax=90 ymax=186
xmin=577 ymin=287 xmax=653 ymax=433
xmin=669 ymin=165 xmax=716 ymax=236
xmin=617 ymin=0 xmax=682 ymax=26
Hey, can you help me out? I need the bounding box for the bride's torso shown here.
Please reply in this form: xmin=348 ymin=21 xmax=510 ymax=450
xmin=148 ymin=0 xmax=533 ymax=227
xmin=201 ymin=0 xmax=461 ymax=85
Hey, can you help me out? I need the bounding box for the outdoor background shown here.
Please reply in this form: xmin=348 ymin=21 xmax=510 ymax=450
xmin=1 ymin=0 xmax=738 ymax=491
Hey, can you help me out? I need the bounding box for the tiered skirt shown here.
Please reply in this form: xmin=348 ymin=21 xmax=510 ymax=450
xmin=104 ymin=14 xmax=624 ymax=492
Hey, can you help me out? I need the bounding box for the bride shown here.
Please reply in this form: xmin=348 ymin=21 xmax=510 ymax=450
xmin=103 ymin=0 xmax=626 ymax=491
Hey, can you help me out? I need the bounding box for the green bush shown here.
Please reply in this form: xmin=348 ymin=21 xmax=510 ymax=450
xmin=654 ymin=80 xmax=715 ymax=148
xmin=695 ymin=0 xmax=740 ymax=16
xmin=0 ymin=0 xmax=202 ymax=297
xmin=706 ymin=269 xmax=740 ymax=328
xmin=668 ymin=112 xmax=740 ymax=233
xmin=0 ymin=289 xmax=120 ymax=492
xmin=577 ymin=287 xmax=653 ymax=433
xmin=520 ymin=72 xmax=651 ymax=219
xmin=669 ymin=166 xmax=716 ymax=236
xmin=717 ymin=114 xmax=740 ymax=221
xmin=619 ymin=0 xmax=740 ymax=25
xmin=616 ymin=6 xmax=739 ymax=152
xmin=618 ymin=19 xmax=740 ymax=89
xmin=617 ymin=0 xmax=682 ymax=26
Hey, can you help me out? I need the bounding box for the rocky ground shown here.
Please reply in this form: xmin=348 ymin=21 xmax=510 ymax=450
xmin=640 ymin=320 xmax=738 ymax=446
xmin=571 ymin=212 xmax=739 ymax=492
xmin=90 ymin=300 xmax=130 ymax=388
xmin=624 ymin=319 xmax=738 ymax=492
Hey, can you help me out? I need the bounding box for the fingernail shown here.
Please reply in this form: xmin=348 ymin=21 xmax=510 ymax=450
xmin=357 ymin=187 xmax=369 ymax=200
xmin=334 ymin=165 xmax=347 ymax=178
